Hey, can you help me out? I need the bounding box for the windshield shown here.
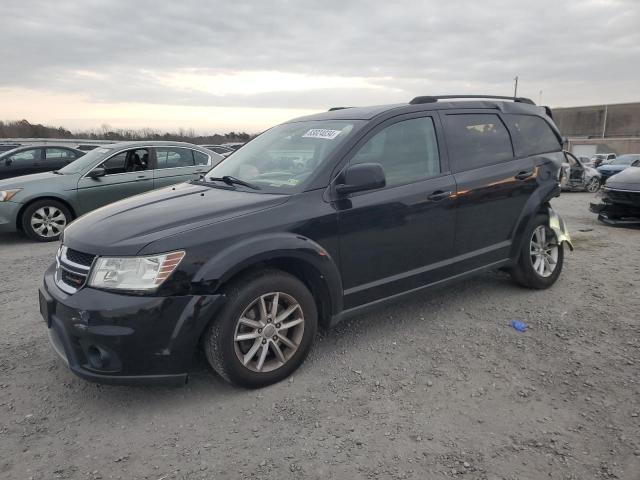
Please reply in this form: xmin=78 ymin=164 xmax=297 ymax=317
xmin=613 ymin=154 xmax=640 ymax=165
xmin=57 ymin=147 xmax=113 ymax=174
xmin=204 ymin=120 xmax=362 ymax=193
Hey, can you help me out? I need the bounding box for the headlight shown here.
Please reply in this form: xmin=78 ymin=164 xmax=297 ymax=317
xmin=0 ymin=189 xmax=22 ymax=201
xmin=88 ymin=251 xmax=185 ymax=291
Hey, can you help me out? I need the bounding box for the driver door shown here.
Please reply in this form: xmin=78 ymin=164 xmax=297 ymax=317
xmin=76 ymin=148 xmax=154 ymax=215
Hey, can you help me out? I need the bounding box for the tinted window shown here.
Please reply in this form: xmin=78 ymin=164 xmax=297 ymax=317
xmin=351 ymin=117 xmax=440 ymax=187
xmin=445 ymin=114 xmax=513 ymax=170
xmin=504 ymin=114 xmax=561 ymax=156
xmin=45 ymin=148 xmax=77 ymax=160
xmin=156 ymin=148 xmax=195 ymax=169
xmin=193 ymin=150 xmax=210 ymax=166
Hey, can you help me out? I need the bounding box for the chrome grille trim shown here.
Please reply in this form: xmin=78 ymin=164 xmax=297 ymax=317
xmin=54 ymin=246 xmax=94 ymax=294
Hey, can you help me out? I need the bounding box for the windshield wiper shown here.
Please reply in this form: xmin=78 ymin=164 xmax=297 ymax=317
xmin=207 ymin=175 xmax=261 ymax=190
xmin=52 ymin=170 xmax=64 ymax=175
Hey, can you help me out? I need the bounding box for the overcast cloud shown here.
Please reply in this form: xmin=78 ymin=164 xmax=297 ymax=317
xmin=1 ymin=0 xmax=639 ymax=130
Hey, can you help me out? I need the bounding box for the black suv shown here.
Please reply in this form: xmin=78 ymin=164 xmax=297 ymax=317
xmin=39 ymin=95 xmax=572 ymax=388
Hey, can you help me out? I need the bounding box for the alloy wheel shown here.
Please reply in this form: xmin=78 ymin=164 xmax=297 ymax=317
xmin=586 ymin=177 xmax=600 ymax=193
xmin=31 ymin=206 xmax=67 ymax=238
xmin=233 ymin=292 xmax=305 ymax=373
xmin=530 ymin=225 xmax=559 ymax=278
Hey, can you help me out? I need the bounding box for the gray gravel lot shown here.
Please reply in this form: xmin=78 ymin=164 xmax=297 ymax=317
xmin=0 ymin=193 xmax=638 ymax=480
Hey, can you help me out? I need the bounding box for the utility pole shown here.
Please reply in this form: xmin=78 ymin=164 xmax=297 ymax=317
xmin=538 ymin=90 xmax=543 ymax=104
xmin=602 ymin=105 xmax=608 ymax=138
xmin=513 ymin=76 xmax=519 ymax=98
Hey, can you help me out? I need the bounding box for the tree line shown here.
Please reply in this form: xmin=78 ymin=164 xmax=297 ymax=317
xmin=0 ymin=119 xmax=254 ymax=144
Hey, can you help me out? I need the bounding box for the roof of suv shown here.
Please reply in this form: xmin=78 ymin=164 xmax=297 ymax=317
xmin=287 ymin=96 xmax=550 ymax=123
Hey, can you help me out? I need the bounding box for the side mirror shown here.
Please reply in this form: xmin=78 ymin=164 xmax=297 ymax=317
xmin=335 ymin=163 xmax=385 ymax=195
xmin=87 ymin=167 xmax=106 ymax=179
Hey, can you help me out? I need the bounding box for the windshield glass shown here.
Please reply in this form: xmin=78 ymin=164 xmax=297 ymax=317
xmin=613 ymin=154 xmax=640 ymax=165
xmin=204 ymin=120 xmax=362 ymax=193
xmin=58 ymin=147 xmax=113 ymax=174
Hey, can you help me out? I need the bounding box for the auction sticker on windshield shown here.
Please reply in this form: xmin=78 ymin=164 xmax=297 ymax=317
xmin=302 ymin=129 xmax=342 ymax=140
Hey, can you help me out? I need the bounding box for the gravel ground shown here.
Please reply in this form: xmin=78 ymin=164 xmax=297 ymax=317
xmin=0 ymin=192 xmax=638 ymax=480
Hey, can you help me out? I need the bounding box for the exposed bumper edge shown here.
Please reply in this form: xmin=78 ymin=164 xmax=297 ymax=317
xmin=548 ymin=206 xmax=573 ymax=251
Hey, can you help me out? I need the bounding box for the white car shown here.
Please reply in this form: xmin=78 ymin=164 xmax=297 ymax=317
xmin=561 ymin=151 xmax=602 ymax=192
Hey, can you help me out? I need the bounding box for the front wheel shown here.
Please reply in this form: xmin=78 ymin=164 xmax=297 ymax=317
xmin=585 ymin=177 xmax=601 ymax=193
xmin=510 ymin=213 xmax=564 ymax=289
xmin=21 ymin=199 xmax=72 ymax=242
xmin=203 ymin=269 xmax=317 ymax=388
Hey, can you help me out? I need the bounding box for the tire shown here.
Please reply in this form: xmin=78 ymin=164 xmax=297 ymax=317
xmin=585 ymin=177 xmax=601 ymax=193
xmin=21 ymin=199 xmax=72 ymax=242
xmin=510 ymin=213 xmax=564 ymax=289
xmin=203 ymin=269 xmax=318 ymax=388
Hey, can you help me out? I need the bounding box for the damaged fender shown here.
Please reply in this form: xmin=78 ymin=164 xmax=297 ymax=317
xmin=548 ymin=206 xmax=574 ymax=251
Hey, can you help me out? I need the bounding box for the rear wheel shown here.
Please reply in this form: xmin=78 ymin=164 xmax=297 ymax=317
xmin=510 ymin=213 xmax=564 ymax=289
xmin=203 ymin=269 xmax=317 ymax=388
xmin=21 ymin=199 xmax=72 ymax=242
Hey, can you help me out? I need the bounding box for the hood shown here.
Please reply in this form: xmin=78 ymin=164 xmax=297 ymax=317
xmin=63 ymin=182 xmax=290 ymax=255
xmin=605 ymin=167 xmax=640 ymax=192
xmin=0 ymin=171 xmax=68 ymax=190
xmin=598 ymin=164 xmax=628 ymax=173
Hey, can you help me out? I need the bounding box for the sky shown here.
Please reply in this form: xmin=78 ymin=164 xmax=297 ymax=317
xmin=1 ymin=0 xmax=639 ymax=134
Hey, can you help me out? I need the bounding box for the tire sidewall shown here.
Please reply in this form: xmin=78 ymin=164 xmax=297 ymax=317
xmin=586 ymin=177 xmax=600 ymax=193
xmin=518 ymin=213 xmax=564 ymax=289
xmin=21 ymin=200 xmax=72 ymax=242
xmin=209 ymin=272 xmax=318 ymax=388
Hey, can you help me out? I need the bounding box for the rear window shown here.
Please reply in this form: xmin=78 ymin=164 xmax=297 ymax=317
xmin=444 ymin=114 xmax=513 ymax=171
xmin=504 ymin=114 xmax=561 ymax=157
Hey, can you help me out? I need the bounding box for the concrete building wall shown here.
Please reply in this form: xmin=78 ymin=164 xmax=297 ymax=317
xmin=553 ymin=102 xmax=640 ymax=138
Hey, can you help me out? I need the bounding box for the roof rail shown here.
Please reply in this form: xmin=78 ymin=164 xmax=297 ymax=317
xmin=409 ymin=95 xmax=536 ymax=105
xmin=328 ymin=106 xmax=352 ymax=111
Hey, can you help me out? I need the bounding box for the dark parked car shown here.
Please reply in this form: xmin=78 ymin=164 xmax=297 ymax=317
xmin=203 ymin=145 xmax=235 ymax=157
xmin=0 ymin=143 xmax=21 ymax=153
xmin=39 ymin=95 xmax=572 ymax=388
xmin=597 ymin=154 xmax=640 ymax=181
xmin=0 ymin=145 xmax=84 ymax=180
xmin=590 ymin=160 xmax=640 ymax=225
xmin=0 ymin=142 xmax=223 ymax=241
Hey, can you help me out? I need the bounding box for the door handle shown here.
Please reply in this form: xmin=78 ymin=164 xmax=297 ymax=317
xmin=427 ymin=190 xmax=452 ymax=201
xmin=515 ymin=170 xmax=534 ymax=180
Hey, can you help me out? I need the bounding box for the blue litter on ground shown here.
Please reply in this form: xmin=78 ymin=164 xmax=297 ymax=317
xmin=510 ymin=320 xmax=528 ymax=332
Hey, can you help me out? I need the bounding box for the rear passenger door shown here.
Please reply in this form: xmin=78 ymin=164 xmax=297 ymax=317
xmin=443 ymin=112 xmax=536 ymax=266
xmin=152 ymin=147 xmax=211 ymax=188
xmin=336 ymin=114 xmax=457 ymax=309
xmin=42 ymin=147 xmax=79 ymax=173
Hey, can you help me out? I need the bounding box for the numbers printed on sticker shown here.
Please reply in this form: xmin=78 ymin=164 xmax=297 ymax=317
xmin=302 ymin=129 xmax=342 ymax=140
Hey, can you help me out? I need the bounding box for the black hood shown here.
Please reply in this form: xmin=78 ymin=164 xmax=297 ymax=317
xmin=605 ymin=167 xmax=640 ymax=192
xmin=63 ymin=182 xmax=289 ymax=255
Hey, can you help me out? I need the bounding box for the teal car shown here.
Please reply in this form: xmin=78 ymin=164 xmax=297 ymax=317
xmin=0 ymin=141 xmax=223 ymax=241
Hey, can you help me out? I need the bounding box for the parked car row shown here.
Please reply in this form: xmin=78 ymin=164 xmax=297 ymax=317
xmin=590 ymin=158 xmax=640 ymax=225
xmin=36 ymin=94 xmax=573 ymax=389
xmin=0 ymin=142 xmax=223 ymax=241
xmin=0 ymin=145 xmax=86 ymax=180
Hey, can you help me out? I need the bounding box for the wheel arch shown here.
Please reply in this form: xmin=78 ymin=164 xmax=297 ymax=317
xmin=16 ymin=196 xmax=77 ymax=231
xmin=193 ymin=233 xmax=343 ymax=329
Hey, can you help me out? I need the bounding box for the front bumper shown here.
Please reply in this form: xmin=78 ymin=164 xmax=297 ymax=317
xmin=40 ymin=264 xmax=225 ymax=386
xmin=589 ymin=188 xmax=640 ymax=225
xmin=0 ymin=200 xmax=21 ymax=233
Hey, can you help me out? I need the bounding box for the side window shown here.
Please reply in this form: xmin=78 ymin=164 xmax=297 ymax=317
xmin=193 ymin=150 xmax=210 ymax=166
xmin=351 ymin=117 xmax=441 ymax=188
xmin=45 ymin=148 xmax=76 ymax=160
xmin=9 ymin=149 xmax=39 ymax=162
xmin=99 ymin=149 xmax=149 ymax=175
xmin=504 ymin=114 xmax=561 ymax=157
xmin=156 ymin=148 xmax=195 ymax=169
xmin=444 ymin=114 xmax=513 ymax=171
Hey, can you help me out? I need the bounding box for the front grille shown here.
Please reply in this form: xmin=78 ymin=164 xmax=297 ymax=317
xmin=607 ymin=190 xmax=640 ymax=206
xmin=55 ymin=246 xmax=93 ymax=294
xmin=66 ymin=248 xmax=96 ymax=267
